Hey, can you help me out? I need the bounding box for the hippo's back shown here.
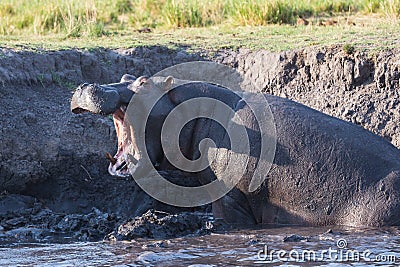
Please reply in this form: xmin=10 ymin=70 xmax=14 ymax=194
xmin=261 ymin=94 xmax=400 ymax=226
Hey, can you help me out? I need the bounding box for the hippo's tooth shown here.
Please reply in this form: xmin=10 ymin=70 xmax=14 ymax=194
xmin=105 ymin=152 xmax=117 ymax=165
xmin=116 ymin=161 xmax=127 ymax=171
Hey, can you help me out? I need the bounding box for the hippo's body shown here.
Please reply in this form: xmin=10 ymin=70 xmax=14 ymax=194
xmin=71 ymin=74 xmax=400 ymax=227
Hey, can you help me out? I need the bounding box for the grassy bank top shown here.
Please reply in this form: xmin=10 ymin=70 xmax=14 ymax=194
xmin=1 ymin=0 xmax=399 ymax=52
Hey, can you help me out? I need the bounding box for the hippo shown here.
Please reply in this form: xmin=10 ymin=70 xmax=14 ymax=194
xmin=71 ymin=74 xmax=400 ymax=227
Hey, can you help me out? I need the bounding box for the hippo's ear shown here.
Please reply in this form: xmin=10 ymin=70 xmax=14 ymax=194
xmin=163 ymin=76 xmax=186 ymax=105
xmin=162 ymin=76 xmax=174 ymax=91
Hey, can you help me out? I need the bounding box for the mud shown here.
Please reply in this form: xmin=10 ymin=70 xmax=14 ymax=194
xmin=0 ymin=194 xmax=219 ymax=243
xmin=0 ymin=193 xmax=118 ymax=243
xmin=105 ymin=210 xmax=227 ymax=241
xmin=0 ymin=45 xmax=399 ymax=242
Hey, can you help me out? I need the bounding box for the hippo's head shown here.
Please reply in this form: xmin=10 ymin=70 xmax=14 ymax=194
xmin=71 ymin=74 xmax=177 ymax=178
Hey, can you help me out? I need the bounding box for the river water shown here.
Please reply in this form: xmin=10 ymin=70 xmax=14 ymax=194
xmin=1 ymin=226 xmax=399 ymax=266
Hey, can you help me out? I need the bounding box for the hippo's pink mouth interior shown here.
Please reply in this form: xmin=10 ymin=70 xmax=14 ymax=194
xmin=107 ymin=105 xmax=137 ymax=177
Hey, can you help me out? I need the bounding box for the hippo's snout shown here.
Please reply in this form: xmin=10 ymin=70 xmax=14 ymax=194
xmin=71 ymin=82 xmax=134 ymax=115
xmin=71 ymin=83 xmax=120 ymax=115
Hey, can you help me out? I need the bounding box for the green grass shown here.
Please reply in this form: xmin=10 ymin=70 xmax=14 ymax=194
xmin=1 ymin=17 xmax=399 ymax=53
xmin=343 ymin=43 xmax=356 ymax=54
xmin=1 ymin=0 xmax=400 ymax=36
xmin=0 ymin=0 xmax=399 ymax=53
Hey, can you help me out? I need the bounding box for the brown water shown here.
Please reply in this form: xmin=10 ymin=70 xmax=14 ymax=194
xmin=1 ymin=226 xmax=399 ymax=266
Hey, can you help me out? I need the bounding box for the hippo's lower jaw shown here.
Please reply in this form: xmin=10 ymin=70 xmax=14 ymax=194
xmin=108 ymin=150 xmax=141 ymax=178
xmin=108 ymin=149 xmax=130 ymax=177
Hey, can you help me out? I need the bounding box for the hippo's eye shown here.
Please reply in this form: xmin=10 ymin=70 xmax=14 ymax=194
xmin=132 ymin=76 xmax=149 ymax=90
xmin=138 ymin=77 xmax=148 ymax=86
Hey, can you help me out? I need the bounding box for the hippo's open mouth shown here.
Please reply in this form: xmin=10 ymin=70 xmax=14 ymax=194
xmin=70 ymin=76 xmax=142 ymax=178
xmin=106 ymin=106 xmax=140 ymax=178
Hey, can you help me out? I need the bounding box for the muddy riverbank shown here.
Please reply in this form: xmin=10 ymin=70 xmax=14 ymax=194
xmin=0 ymin=46 xmax=399 ymax=242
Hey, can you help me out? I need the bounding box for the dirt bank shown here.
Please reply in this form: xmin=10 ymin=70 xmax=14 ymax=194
xmin=215 ymin=47 xmax=400 ymax=147
xmin=0 ymin=45 xmax=399 ymax=241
